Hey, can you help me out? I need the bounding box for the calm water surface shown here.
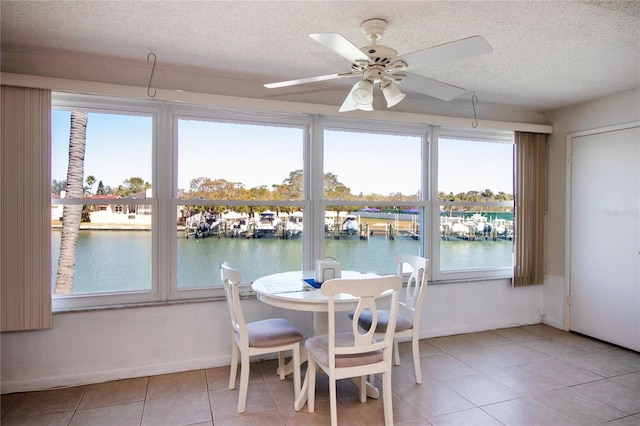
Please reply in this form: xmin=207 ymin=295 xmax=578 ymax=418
xmin=52 ymin=231 xmax=512 ymax=294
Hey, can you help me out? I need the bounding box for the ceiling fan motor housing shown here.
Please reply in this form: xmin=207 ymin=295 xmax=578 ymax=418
xmin=360 ymin=44 xmax=398 ymax=66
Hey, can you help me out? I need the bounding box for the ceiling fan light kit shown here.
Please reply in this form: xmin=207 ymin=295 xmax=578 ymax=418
xmin=353 ymin=79 xmax=374 ymax=104
xmin=265 ymin=18 xmax=492 ymax=112
xmin=381 ymin=79 xmax=406 ymax=108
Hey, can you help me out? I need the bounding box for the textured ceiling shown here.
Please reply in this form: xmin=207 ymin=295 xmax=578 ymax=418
xmin=1 ymin=0 xmax=638 ymax=115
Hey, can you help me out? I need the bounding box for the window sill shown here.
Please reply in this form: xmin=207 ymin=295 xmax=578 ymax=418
xmin=51 ymin=278 xmax=515 ymax=314
xmin=52 ymin=295 xmax=229 ymax=314
xmin=430 ymin=276 xmax=513 ymax=286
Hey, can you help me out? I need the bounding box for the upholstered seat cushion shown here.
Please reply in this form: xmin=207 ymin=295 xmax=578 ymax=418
xmin=246 ymin=318 xmax=304 ymax=348
xmin=305 ymin=333 xmax=383 ymax=367
xmin=348 ymin=309 xmax=412 ymax=333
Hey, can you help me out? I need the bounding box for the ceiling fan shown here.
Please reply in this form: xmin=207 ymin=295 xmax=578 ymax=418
xmin=264 ymin=18 xmax=492 ymax=112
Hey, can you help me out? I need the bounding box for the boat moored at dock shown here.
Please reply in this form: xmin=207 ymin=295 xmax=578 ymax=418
xmin=251 ymin=210 xmax=281 ymax=238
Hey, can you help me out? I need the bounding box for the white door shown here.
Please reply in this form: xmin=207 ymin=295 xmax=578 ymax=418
xmin=568 ymin=124 xmax=640 ymax=351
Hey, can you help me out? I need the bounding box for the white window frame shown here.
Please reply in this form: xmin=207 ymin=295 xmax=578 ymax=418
xmin=51 ymin=93 xmax=161 ymax=310
xmin=168 ymin=106 xmax=312 ymax=299
xmin=316 ymin=117 xmax=431 ymax=274
xmin=431 ymin=127 xmax=515 ymax=282
xmin=50 ymin=93 xmax=516 ymax=311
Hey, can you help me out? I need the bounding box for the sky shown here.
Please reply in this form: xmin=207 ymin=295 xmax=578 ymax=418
xmin=52 ymin=111 xmax=513 ymax=196
xmin=52 ymin=110 xmax=153 ymax=191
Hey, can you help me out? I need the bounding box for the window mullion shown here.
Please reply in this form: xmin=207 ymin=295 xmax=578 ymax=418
xmin=157 ymin=105 xmax=172 ymax=301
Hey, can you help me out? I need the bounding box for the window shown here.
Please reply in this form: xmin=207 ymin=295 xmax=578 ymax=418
xmin=433 ymin=130 xmax=515 ymax=281
xmin=51 ymin=99 xmax=156 ymax=309
xmin=175 ymin=117 xmax=306 ymax=290
xmin=50 ymin=93 xmax=515 ymax=310
xmin=322 ymin=127 xmax=425 ymax=275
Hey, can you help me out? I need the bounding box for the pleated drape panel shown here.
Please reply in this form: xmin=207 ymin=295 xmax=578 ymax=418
xmin=1 ymin=85 xmax=52 ymax=331
xmin=513 ymin=131 xmax=547 ymax=287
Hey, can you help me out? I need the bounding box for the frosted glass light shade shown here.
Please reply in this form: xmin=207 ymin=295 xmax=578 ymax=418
xmin=355 ymin=101 xmax=373 ymax=111
xmin=382 ymin=81 xmax=406 ymax=108
xmin=353 ymin=79 xmax=374 ymax=104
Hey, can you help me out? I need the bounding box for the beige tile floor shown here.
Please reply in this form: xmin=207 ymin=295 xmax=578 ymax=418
xmin=2 ymin=325 xmax=640 ymax=425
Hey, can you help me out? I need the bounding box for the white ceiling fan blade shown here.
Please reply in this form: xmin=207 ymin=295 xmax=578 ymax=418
xmin=395 ymin=35 xmax=492 ymax=71
xmin=309 ymin=33 xmax=369 ymax=63
xmin=265 ymin=73 xmax=341 ymax=89
xmin=399 ymin=73 xmax=466 ymax=101
xmin=265 ymin=71 xmax=361 ymax=89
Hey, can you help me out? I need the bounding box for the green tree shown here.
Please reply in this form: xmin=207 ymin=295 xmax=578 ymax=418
xmin=51 ymin=179 xmax=67 ymax=195
xmin=465 ymin=191 xmax=481 ymax=202
xmin=272 ymin=169 xmax=303 ymax=201
xmin=481 ymin=188 xmax=494 ymax=200
xmin=55 ymin=111 xmax=88 ymax=295
xmin=188 ymin=177 xmax=246 ymax=200
xmin=323 ymin=172 xmax=351 ymax=200
xmin=118 ymin=177 xmax=149 ymax=196
xmin=496 ymin=191 xmax=511 ymax=201
xmin=247 ymin=185 xmax=270 ymax=202
xmin=96 ymin=180 xmax=105 ymax=195
xmin=85 ymin=175 xmax=96 ymax=195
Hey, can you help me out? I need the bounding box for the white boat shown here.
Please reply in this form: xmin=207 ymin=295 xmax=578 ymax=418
xmin=493 ymin=218 xmax=513 ymax=240
xmin=324 ymin=212 xmax=337 ymax=234
xmin=228 ymin=218 xmax=247 ymax=237
xmin=252 ymin=210 xmax=281 ymax=238
xmin=341 ymin=215 xmax=360 ymax=235
xmin=285 ymin=211 xmax=303 ymax=238
xmin=185 ymin=212 xmax=224 ymax=238
xmin=223 ymin=210 xmax=250 ymax=237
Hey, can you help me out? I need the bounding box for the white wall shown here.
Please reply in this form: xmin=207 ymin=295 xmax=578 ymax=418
xmin=542 ymin=88 xmax=640 ymax=330
xmin=1 ymin=279 xmax=542 ymax=394
xmin=3 ymin=87 xmax=638 ymax=395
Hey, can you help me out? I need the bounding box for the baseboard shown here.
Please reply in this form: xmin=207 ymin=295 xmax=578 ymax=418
xmin=420 ymin=318 xmax=543 ymax=340
xmin=1 ymin=354 xmax=230 ymax=394
xmin=542 ymin=316 xmax=564 ymax=330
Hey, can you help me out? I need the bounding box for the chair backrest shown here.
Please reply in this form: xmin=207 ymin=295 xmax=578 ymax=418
xmin=395 ymin=254 xmax=429 ymax=319
xmin=321 ymin=275 xmax=402 ymax=363
xmin=220 ymin=262 xmax=246 ymax=339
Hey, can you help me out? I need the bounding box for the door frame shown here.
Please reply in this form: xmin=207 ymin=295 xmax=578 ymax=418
xmin=564 ymin=121 xmax=640 ymax=332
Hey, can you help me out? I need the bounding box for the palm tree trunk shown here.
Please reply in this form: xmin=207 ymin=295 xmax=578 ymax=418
xmin=55 ymin=111 xmax=88 ymax=295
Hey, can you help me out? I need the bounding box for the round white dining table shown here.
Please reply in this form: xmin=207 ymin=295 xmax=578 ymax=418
xmin=251 ymin=270 xmax=384 ymax=410
xmin=252 ymin=270 xmax=381 ymax=335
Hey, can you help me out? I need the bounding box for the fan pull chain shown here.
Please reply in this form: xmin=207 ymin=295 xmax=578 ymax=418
xmin=147 ymin=52 xmax=157 ymax=98
xmin=471 ymin=94 xmax=479 ymax=128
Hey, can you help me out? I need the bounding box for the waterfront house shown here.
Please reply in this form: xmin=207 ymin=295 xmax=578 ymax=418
xmin=52 ymin=191 xmax=152 ymax=227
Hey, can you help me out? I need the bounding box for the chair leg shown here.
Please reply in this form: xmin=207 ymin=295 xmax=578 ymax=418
xmin=294 ymin=361 xmax=309 ymax=412
xmin=382 ymin=371 xmax=394 ymax=426
xmin=393 ymin=338 xmax=401 ymax=366
xmin=237 ymin=351 xmax=250 ymax=413
xmin=329 ymin=375 xmax=338 ymax=426
xmin=292 ymin=344 xmax=301 ymax=399
xmin=307 ymin=358 xmax=317 ymax=413
xmin=411 ymin=334 xmax=422 ymax=384
xmin=278 ymin=351 xmax=286 ymax=380
xmin=359 ymin=376 xmax=367 ymax=402
xmin=229 ymin=338 xmax=239 ymax=389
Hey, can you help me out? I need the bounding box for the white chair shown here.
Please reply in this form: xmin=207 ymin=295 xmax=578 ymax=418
xmin=305 ymin=275 xmax=402 ymax=426
xmin=220 ymin=262 xmax=303 ymax=413
xmin=352 ymin=254 xmax=429 ymax=383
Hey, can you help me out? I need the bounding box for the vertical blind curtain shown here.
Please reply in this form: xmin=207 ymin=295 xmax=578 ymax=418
xmin=1 ymin=85 xmax=52 ymax=331
xmin=513 ymin=131 xmax=547 ymax=287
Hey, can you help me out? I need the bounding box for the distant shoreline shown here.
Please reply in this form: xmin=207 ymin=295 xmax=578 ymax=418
xmin=52 ymin=224 xmax=174 ymax=231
